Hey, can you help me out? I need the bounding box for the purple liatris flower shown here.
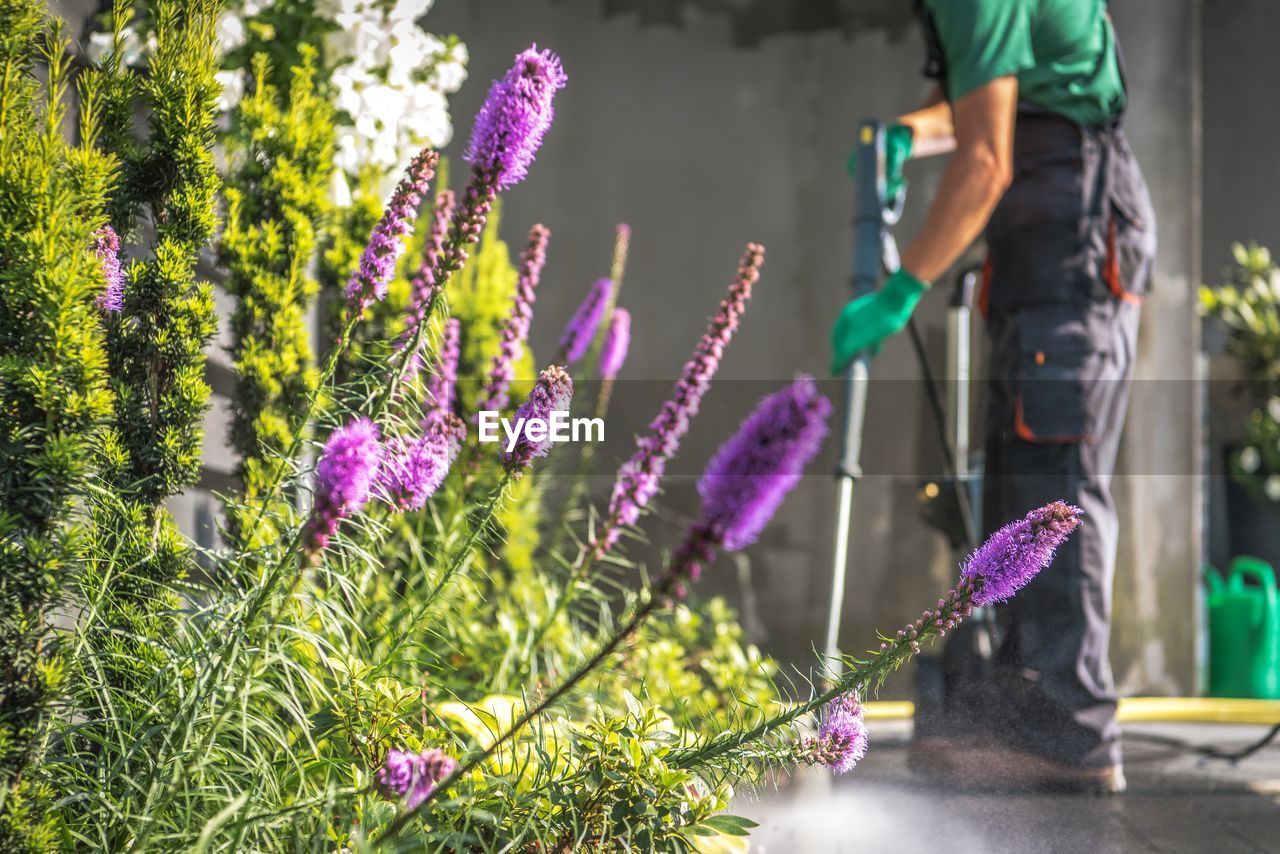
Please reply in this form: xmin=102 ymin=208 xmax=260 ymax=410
xmin=696 ymin=375 xmax=831 ymax=551
xmin=872 ymin=502 xmax=1083 ymax=658
xmin=666 ymin=375 xmax=830 ymax=587
xmin=479 ymin=224 xmax=550 ymax=413
xmin=94 ymin=225 xmax=124 ymax=312
xmin=426 ymin=318 xmax=461 ymax=413
xmin=377 ymin=412 xmax=466 ymax=510
xmin=598 ymin=308 xmax=630 ymax=382
xmin=375 ymin=747 xmax=458 ymax=811
xmin=558 ymin=278 xmax=613 ymax=365
xmin=806 ymin=692 xmax=868 ymax=774
xmin=304 ymin=418 xmax=383 ymax=561
xmin=466 ymin=45 xmax=567 ymax=190
xmin=604 ymin=244 xmax=764 ymax=547
xmin=961 ymin=501 xmax=1083 ymax=605
xmin=411 ymin=190 xmax=455 ymax=314
xmin=346 ymin=149 xmax=439 ymax=311
xmin=502 ymin=366 xmax=573 ymax=472
xmin=409 ymin=49 xmax=561 ymax=329
xmin=401 ymin=189 xmax=456 ymax=376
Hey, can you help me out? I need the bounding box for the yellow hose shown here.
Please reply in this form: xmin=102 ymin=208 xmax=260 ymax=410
xmin=1115 ymin=697 xmax=1280 ymax=724
xmin=862 ymin=701 xmax=915 ymax=721
xmin=862 ymin=697 xmax=1280 ymax=724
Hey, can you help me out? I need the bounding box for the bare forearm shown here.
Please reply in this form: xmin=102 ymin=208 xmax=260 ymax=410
xmin=898 ymin=89 xmax=956 ymax=158
xmin=901 ymin=77 xmax=1017 ymax=284
xmin=901 ymin=147 xmax=1009 ymax=283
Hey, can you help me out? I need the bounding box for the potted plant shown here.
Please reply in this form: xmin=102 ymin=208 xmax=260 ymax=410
xmin=1201 ymin=242 xmax=1280 ymax=565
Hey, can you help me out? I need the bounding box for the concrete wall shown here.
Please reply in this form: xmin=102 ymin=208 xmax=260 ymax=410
xmin=427 ymin=0 xmax=1204 ymax=694
xmin=1107 ymin=1 xmax=1203 ymax=695
xmin=1202 ymin=0 xmax=1280 ymax=275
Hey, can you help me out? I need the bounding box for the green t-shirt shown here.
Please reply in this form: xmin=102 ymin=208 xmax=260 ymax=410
xmin=921 ymin=0 xmax=1126 ymax=127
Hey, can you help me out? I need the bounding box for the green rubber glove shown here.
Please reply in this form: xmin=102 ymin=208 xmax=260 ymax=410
xmin=845 ymin=123 xmax=914 ymax=203
xmin=830 ymin=268 xmax=930 ymax=374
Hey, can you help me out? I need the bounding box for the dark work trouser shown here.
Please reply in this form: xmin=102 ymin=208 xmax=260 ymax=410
xmin=941 ymin=112 xmax=1156 ymax=769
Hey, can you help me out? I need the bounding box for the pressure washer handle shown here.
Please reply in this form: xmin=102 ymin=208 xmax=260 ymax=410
xmin=835 ymin=120 xmax=896 ymax=479
xmin=826 ymin=120 xmax=896 ymax=680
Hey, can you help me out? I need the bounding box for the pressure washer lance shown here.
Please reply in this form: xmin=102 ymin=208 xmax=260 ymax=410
xmin=823 ymin=122 xmax=992 ymax=685
xmin=822 ymin=120 xmax=903 ymax=684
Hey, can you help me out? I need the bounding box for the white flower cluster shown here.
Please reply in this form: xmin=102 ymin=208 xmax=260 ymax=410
xmin=321 ymin=0 xmax=468 ymax=175
xmin=212 ymin=1 xmax=264 ymax=111
xmin=1239 ymin=396 xmax=1280 ymax=501
xmin=85 ymin=27 xmax=154 ymax=70
xmin=88 ymin=0 xmax=466 ymax=181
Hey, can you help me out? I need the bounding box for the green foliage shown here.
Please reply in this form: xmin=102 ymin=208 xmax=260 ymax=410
xmin=1202 ymin=243 xmax=1280 ymax=501
xmin=0 ymin=5 xmax=117 ymax=848
xmin=1201 ymin=242 xmax=1280 ymax=386
xmin=1230 ymin=405 xmax=1280 ymax=503
xmin=626 ymin=599 xmax=778 ymax=733
xmin=221 ymin=50 xmax=333 ymax=543
xmin=95 ymin=3 xmax=146 ymax=236
xmin=46 ymin=10 xmax=225 ymax=844
xmin=104 ymin=0 xmax=221 ymax=508
xmin=70 ymin=3 xmax=223 ymax=742
xmin=523 ymin=701 xmax=739 ymax=852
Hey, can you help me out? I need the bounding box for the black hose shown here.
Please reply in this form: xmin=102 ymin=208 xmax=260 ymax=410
xmin=1125 ymin=721 xmax=1280 ymax=764
xmin=905 ymin=315 xmax=977 ymax=552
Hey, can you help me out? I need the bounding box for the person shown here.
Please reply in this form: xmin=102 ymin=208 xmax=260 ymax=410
xmin=830 ymin=0 xmax=1155 ymax=793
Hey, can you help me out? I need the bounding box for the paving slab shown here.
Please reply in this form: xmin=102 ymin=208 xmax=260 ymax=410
xmin=734 ymin=720 xmax=1280 ymax=853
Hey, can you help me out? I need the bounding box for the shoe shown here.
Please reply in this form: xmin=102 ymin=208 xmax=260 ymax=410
xmin=909 ymin=736 xmax=1126 ymax=795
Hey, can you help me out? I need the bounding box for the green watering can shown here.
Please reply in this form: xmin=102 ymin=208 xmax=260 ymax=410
xmin=1206 ymin=556 xmax=1280 ymax=699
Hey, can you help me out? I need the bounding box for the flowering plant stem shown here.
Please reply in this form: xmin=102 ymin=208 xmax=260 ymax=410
xmin=669 ymin=581 xmax=977 ymax=771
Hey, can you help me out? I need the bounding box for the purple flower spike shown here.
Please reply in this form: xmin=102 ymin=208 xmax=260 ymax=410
xmin=558 ymin=278 xmax=613 ymax=365
xmin=94 ymin=225 xmax=125 ymax=313
xmin=411 ymin=190 xmax=455 ymax=313
xmin=502 ymin=366 xmax=573 ymax=473
xmin=663 ymin=376 xmax=829 ymax=590
xmin=346 ymin=149 xmax=439 ymax=311
xmin=401 ymin=189 xmax=456 ymax=376
xmin=375 ymin=747 xmax=458 ymax=811
xmin=377 ymin=412 xmax=466 ymax=510
xmin=480 ymin=224 xmax=550 ymax=414
xmin=426 ymin=318 xmax=461 ymax=414
xmin=465 ymin=45 xmax=567 ymax=190
xmin=305 ymin=418 xmax=384 ymax=561
xmin=598 ymin=308 xmax=631 ymax=382
xmin=806 ymin=692 xmax=868 ymax=775
xmin=961 ymin=501 xmax=1083 ymax=606
xmin=605 ymin=245 xmax=764 ymax=547
xmin=696 ymin=375 xmax=831 ymax=551
xmin=404 ymin=48 xmax=563 ymax=332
